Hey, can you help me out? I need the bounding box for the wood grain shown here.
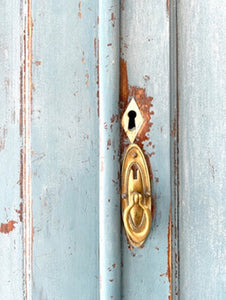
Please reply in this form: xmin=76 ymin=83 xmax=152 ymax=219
xmin=0 ymin=1 xmax=24 ymax=299
xmin=120 ymin=1 xmax=171 ymax=299
xmin=178 ymin=0 xmax=226 ymax=298
xmin=31 ymin=0 xmax=99 ymax=298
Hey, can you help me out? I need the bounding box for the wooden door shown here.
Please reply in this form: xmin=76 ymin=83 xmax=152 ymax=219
xmin=0 ymin=0 xmax=225 ymax=299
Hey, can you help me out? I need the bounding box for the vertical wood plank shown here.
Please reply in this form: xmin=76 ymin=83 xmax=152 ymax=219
xmin=120 ymin=0 xmax=171 ymax=299
xmin=99 ymin=1 xmax=121 ymax=299
xmin=178 ymin=0 xmax=226 ymax=298
xmin=0 ymin=1 xmax=24 ymax=299
xmin=31 ymin=1 xmax=99 ymax=298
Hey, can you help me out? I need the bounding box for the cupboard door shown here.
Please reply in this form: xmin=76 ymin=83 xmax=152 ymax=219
xmin=0 ymin=0 xmax=225 ymax=299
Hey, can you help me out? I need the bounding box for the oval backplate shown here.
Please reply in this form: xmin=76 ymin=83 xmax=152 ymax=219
xmin=121 ymin=144 xmax=152 ymax=247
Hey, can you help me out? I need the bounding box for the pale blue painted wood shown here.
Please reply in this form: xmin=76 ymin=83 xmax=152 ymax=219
xmin=121 ymin=1 xmax=171 ymax=299
xmin=0 ymin=2 xmax=24 ymax=299
xmin=2 ymin=0 xmax=225 ymax=299
xmin=99 ymin=1 xmax=121 ymax=299
xmin=31 ymin=1 xmax=99 ymax=299
xmin=178 ymin=0 xmax=226 ymax=298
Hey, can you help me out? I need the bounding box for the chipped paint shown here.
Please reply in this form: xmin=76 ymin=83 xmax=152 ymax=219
xmin=110 ymin=13 xmax=116 ymax=27
xmin=159 ymin=206 xmax=172 ymax=299
xmin=168 ymin=205 xmax=172 ymax=299
xmin=0 ymin=221 xmax=17 ymax=234
xmin=107 ymin=139 xmax=111 ymax=150
xmin=34 ymin=61 xmax=41 ymax=66
xmin=94 ymin=37 xmax=99 ymax=116
xmin=0 ymin=202 xmax=23 ymax=235
xmin=15 ymin=202 xmax=23 ymax=222
xmin=120 ymin=58 xmax=154 ymax=157
xmin=78 ymin=1 xmax=82 ymax=18
xmin=167 ymin=0 xmax=170 ymax=17
xmin=20 ymin=0 xmax=33 ymax=298
xmin=85 ymin=72 xmax=89 ymax=86
xmin=0 ymin=127 xmax=7 ymax=151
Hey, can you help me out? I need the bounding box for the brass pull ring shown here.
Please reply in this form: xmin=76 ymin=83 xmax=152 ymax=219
xmin=121 ymin=144 xmax=152 ymax=247
xmin=123 ymin=192 xmax=151 ymax=245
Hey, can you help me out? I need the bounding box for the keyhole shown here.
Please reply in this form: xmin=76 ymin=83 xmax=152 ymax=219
xmin=128 ymin=110 xmax=137 ymax=131
xmin=131 ymin=164 xmax=138 ymax=180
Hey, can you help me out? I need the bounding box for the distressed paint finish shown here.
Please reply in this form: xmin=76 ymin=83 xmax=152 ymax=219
xmin=120 ymin=1 xmax=171 ymax=299
xmin=1 ymin=0 xmax=225 ymax=299
xmin=99 ymin=1 xmax=121 ymax=300
xmin=178 ymin=0 xmax=226 ymax=298
xmin=0 ymin=1 xmax=24 ymax=299
xmin=31 ymin=0 xmax=99 ymax=299
xmin=170 ymin=0 xmax=179 ymax=298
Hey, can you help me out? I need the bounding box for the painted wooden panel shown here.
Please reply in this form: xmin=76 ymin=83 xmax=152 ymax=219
xmin=31 ymin=0 xmax=99 ymax=299
xmin=120 ymin=1 xmax=171 ymax=299
xmin=1 ymin=0 xmax=225 ymax=299
xmin=178 ymin=0 xmax=226 ymax=298
xmin=0 ymin=2 xmax=24 ymax=299
xmin=99 ymin=1 xmax=121 ymax=299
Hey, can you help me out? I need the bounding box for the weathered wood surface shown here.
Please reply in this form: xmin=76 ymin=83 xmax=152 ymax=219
xmin=1 ymin=0 xmax=225 ymax=299
xmin=120 ymin=1 xmax=171 ymax=299
xmin=31 ymin=0 xmax=99 ymax=299
xmin=99 ymin=1 xmax=121 ymax=299
xmin=178 ymin=0 xmax=226 ymax=298
xmin=0 ymin=1 xmax=24 ymax=299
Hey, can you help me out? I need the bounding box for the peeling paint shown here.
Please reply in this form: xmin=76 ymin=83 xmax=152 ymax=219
xmin=21 ymin=1 xmax=34 ymax=297
xmin=120 ymin=58 xmax=154 ymax=157
xmin=110 ymin=13 xmax=116 ymax=27
xmin=0 ymin=127 xmax=7 ymax=151
xmin=15 ymin=202 xmax=23 ymax=222
xmin=85 ymin=72 xmax=89 ymax=86
xmin=168 ymin=205 xmax=172 ymax=299
xmin=78 ymin=1 xmax=82 ymax=18
xmin=94 ymin=37 xmax=99 ymax=116
xmin=159 ymin=206 xmax=172 ymax=299
xmin=167 ymin=0 xmax=170 ymax=17
xmin=0 ymin=220 xmax=17 ymax=234
xmin=107 ymin=139 xmax=111 ymax=150
xmin=34 ymin=61 xmax=41 ymax=66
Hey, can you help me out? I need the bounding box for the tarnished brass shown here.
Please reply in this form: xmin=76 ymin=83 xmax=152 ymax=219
xmin=121 ymin=144 xmax=152 ymax=247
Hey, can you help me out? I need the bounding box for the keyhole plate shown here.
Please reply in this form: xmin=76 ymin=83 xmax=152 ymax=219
xmin=121 ymin=98 xmax=144 ymax=143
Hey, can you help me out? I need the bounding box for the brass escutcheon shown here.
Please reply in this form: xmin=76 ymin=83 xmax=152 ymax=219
xmin=121 ymin=144 xmax=152 ymax=247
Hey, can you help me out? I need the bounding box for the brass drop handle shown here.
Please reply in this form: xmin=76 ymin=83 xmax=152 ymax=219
xmin=121 ymin=144 xmax=152 ymax=247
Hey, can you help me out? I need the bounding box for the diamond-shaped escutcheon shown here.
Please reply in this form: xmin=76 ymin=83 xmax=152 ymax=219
xmin=121 ymin=98 xmax=144 ymax=143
